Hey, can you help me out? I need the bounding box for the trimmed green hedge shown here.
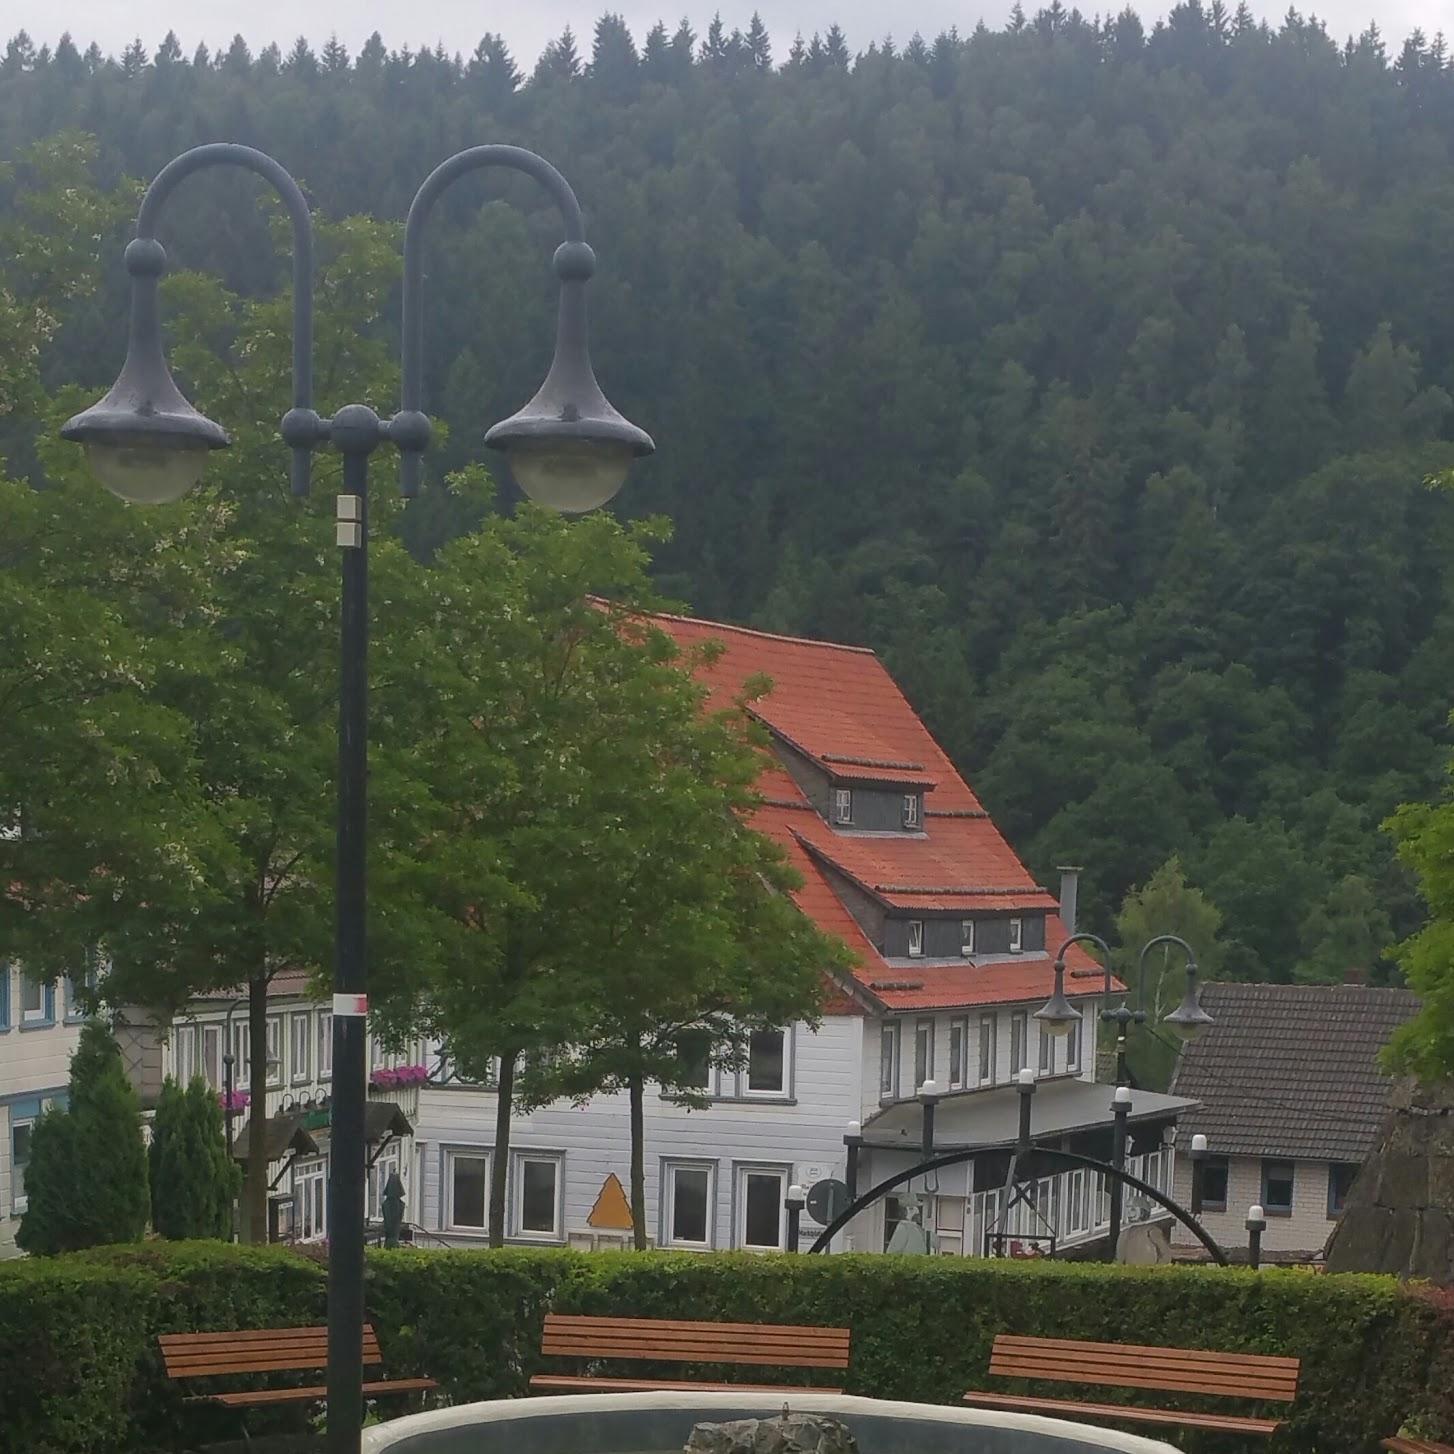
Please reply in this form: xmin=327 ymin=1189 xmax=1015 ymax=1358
xmin=3 ymin=1244 xmax=1450 ymax=1454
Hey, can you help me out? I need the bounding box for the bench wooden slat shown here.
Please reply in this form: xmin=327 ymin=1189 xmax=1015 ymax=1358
xmin=545 ymin=1315 xmax=848 ymax=1340
xmin=542 ymin=1337 xmax=847 ymax=1365
xmin=990 ymin=1352 xmax=1296 ymax=1400
xmin=963 ymin=1392 xmax=1284 ymax=1435
xmin=995 ymin=1335 xmax=1300 ymax=1371
xmin=189 ymin=1377 xmax=438 ymax=1409
xmin=530 ymin=1375 xmax=846 ymax=1395
xmin=991 ymin=1361 xmax=1290 ymax=1402
xmin=165 ymin=1350 xmax=385 ymax=1377
xmin=1383 ymin=1439 xmax=1454 ymax=1454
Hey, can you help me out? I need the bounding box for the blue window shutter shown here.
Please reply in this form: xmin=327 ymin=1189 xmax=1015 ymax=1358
xmin=44 ymin=981 xmax=55 ymax=1023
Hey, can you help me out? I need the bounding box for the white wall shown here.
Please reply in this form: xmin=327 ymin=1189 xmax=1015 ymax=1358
xmin=415 ymin=1015 xmax=865 ymax=1250
xmin=1171 ymin=1153 xmax=1341 ymax=1257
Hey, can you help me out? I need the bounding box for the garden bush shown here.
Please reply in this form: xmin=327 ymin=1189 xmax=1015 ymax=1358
xmin=2 ymin=1243 xmax=1449 ymax=1454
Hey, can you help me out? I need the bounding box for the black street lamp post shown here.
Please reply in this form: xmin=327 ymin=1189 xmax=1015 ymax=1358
xmin=1246 ymin=1203 xmax=1267 ymax=1269
xmin=60 ymin=141 xmax=652 ymax=1454
xmin=784 ymin=1183 xmax=805 ymax=1253
xmin=1107 ymin=1084 xmax=1132 ymax=1256
xmin=1190 ymin=1132 xmax=1208 ymax=1218
xmin=917 ymin=1077 xmax=942 ymax=1154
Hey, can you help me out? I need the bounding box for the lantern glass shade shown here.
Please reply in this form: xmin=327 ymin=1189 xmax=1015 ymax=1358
xmin=85 ymin=439 xmax=210 ymax=504
xmin=505 ymin=438 xmax=634 ymax=514
xmin=1163 ymin=984 xmax=1215 ymax=1041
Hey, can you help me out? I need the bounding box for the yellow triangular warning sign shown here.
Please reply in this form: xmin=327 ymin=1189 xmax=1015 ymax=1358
xmin=587 ymin=1172 xmax=634 ymax=1230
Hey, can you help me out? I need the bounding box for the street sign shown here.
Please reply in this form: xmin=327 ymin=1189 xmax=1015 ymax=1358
xmin=806 ymin=1177 xmax=851 ymax=1226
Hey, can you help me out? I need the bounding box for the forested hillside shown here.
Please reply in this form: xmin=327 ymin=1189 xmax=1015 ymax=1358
xmin=3 ymin=5 xmax=1453 ymax=979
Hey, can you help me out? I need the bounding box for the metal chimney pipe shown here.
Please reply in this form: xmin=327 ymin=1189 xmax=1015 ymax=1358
xmin=1058 ymin=866 xmax=1082 ymax=935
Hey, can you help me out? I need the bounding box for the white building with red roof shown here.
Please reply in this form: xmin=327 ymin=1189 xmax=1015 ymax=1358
xmin=411 ymin=612 xmax=1193 ymax=1257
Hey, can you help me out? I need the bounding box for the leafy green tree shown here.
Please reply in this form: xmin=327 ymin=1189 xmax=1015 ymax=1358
xmin=17 ymin=1022 xmax=149 ymax=1254
xmin=1294 ymin=874 xmax=1393 ymax=983
xmin=149 ymin=1076 xmax=240 ymax=1238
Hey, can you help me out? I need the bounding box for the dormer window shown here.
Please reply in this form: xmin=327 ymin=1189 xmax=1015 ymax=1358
xmin=833 ymin=787 xmax=853 ymax=824
xmin=902 ymin=794 xmax=920 ymax=829
xmin=1008 ymin=917 xmax=1023 ymax=954
xmin=907 ymin=920 xmax=924 ymax=958
xmin=961 ymin=920 xmax=975 ymax=957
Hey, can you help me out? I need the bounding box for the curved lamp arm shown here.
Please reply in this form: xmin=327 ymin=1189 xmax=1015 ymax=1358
xmin=136 ymin=144 xmax=318 ymax=496
xmin=1136 ymin=933 xmax=1197 ymax=1006
xmin=1140 ymin=933 xmax=1214 ymax=1038
xmin=397 ymin=143 xmax=651 ymax=499
xmin=1053 ymin=930 xmax=1114 ymax=996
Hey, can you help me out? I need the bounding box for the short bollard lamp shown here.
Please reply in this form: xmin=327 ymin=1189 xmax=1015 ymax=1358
xmin=1246 ymin=1204 xmax=1267 ymax=1269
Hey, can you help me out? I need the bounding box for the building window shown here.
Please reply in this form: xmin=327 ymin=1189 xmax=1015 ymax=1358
xmin=266 ymin=1015 xmax=284 ymax=1088
xmin=664 ymin=1161 xmax=715 ymax=1248
xmin=745 ymin=1028 xmax=787 ymax=1096
xmin=233 ymin=1022 xmax=251 ymax=1082
xmin=368 ymin=1145 xmax=403 ymax=1224
xmin=513 ymin=1153 xmax=563 ymax=1240
xmin=294 ymin=1157 xmax=327 ymax=1242
xmin=173 ymin=1024 xmax=198 ymax=1084
xmin=1008 ymin=918 xmax=1023 ymax=954
xmin=880 ymin=1021 xmax=900 ymax=1098
xmin=948 ymin=1019 xmax=967 ymax=1090
xmin=736 ymin=1165 xmax=787 ymax=1251
xmin=1038 ymin=1022 xmax=1053 ymax=1074
xmin=833 ymin=787 xmax=853 ymax=824
xmin=1066 ymin=1016 xmax=1082 ymax=1073
xmin=1328 ymin=1162 xmax=1358 ymax=1218
xmin=20 ymin=973 xmax=52 ymax=1026
xmin=1201 ymin=1156 xmax=1229 ymax=1212
xmin=446 ymin=1151 xmax=490 ymax=1231
xmin=675 ymin=1029 xmax=712 ymax=1091
xmin=907 ymin=920 xmax=924 ymax=958
xmin=902 ymin=794 xmax=920 ymax=829
xmin=961 ymin=920 xmax=975 ymax=957
xmin=202 ymin=1025 xmax=222 ymax=1089
xmin=317 ymin=1012 xmax=334 ymax=1080
xmin=914 ymin=1018 xmax=934 ymax=1090
xmin=1011 ymin=1011 xmax=1028 ymax=1073
xmin=291 ymin=1012 xmax=311 ymax=1084
xmin=978 ymin=1013 xmax=996 ymax=1085
xmin=1262 ymin=1160 xmax=1295 ymax=1216
xmin=10 ymin=1120 xmax=33 ymax=1214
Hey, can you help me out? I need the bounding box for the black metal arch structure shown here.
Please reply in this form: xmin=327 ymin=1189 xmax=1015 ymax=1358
xmin=806 ymin=1145 xmax=1229 ymax=1265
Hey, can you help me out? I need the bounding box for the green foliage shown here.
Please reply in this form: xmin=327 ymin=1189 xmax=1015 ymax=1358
xmin=149 ymin=1077 xmax=239 ymax=1240
xmin=16 ymin=1022 xmax=149 ymax=1256
xmin=2 ymin=1243 xmax=1451 ymax=1454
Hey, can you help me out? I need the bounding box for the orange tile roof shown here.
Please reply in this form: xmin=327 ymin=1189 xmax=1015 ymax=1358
xmin=651 ymin=612 xmax=1112 ymax=1013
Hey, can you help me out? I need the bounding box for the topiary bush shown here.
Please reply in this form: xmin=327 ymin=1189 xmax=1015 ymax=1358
xmin=3 ymin=1243 xmax=1450 ymax=1454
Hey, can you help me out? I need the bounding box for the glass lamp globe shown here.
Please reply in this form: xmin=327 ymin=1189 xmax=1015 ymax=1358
xmin=506 ymin=439 xmax=634 ymax=514
xmin=86 ymin=440 xmax=210 ymax=505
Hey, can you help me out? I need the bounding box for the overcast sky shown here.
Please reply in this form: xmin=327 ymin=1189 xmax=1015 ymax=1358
xmin=10 ymin=0 xmax=1437 ymax=70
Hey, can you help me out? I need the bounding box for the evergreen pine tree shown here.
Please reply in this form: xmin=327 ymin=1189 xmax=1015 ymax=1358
xmin=221 ymin=34 xmax=251 ymax=74
xmin=154 ymin=31 xmax=183 ymax=67
xmin=469 ymin=33 xmax=521 ymax=104
xmin=150 ymin=1076 xmax=239 ymax=1239
xmin=746 ymin=13 xmax=772 ymax=68
xmin=120 ymin=36 xmax=148 ymax=76
xmin=16 ymin=1022 xmax=149 ymax=1254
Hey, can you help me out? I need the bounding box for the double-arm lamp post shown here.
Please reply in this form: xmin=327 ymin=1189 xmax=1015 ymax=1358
xmin=60 ymin=142 xmax=653 ymax=1454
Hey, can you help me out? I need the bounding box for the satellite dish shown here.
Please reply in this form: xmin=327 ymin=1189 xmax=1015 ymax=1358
xmin=805 ymin=1178 xmax=851 ymax=1226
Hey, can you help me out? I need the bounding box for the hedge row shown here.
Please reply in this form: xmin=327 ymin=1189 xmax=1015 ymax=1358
xmin=2 ymin=1243 xmax=1450 ymax=1454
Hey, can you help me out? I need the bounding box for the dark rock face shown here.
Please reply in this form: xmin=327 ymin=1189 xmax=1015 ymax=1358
xmin=686 ymin=1414 xmax=859 ymax=1454
xmin=1325 ymin=1078 xmax=1454 ymax=1283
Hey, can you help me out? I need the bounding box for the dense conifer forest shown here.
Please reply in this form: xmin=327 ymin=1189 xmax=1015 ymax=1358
xmin=3 ymin=4 xmax=1453 ymax=977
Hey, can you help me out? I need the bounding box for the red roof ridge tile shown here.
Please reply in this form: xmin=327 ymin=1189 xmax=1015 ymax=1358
xmin=645 ymin=609 xmax=877 ymax=656
xmin=870 ymin=882 xmax=1049 ymax=896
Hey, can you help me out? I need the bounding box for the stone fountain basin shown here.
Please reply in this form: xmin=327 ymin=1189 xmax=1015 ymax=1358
xmin=361 ymin=1391 xmax=1183 ymax=1454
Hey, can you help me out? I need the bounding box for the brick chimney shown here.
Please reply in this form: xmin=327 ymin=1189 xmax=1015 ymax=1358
xmin=1057 ymin=866 xmax=1082 ymax=936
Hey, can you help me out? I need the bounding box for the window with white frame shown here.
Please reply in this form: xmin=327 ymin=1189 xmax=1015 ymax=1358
xmin=368 ymin=1144 xmax=403 ymax=1223
xmin=291 ymin=1012 xmax=311 ymax=1084
xmin=914 ymin=1018 xmax=935 ymax=1089
xmin=173 ymin=1024 xmax=198 ymax=1084
xmin=266 ymin=1015 xmax=283 ymax=1088
xmin=1066 ymin=1015 xmax=1082 ymax=1073
xmin=446 ymin=1150 xmax=490 ymax=1231
xmin=10 ymin=1120 xmax=33 ymax=1214
xmin=294 ymin=1157 xmax=327 ymax=1242
xmin=1038 ymin=1022 xmax=1052 ymax=1074
xmin=978 ymin=1013 xmax=996 ymax=1085
xmin=20 ymin=973 xmax=50 ymax=1025
xmin=663 ymin=1161 xmax=715 ymax=1248
xmin=907 ymin=920 xmax=924 ymax=958
xmin=233 ymin=1022 xmax=251 ymax=1081
xmin=833 ymin=787 xmax=853 ymax=824
xmin=948 ymin=1019 xmax=967 ymax=1089
xmin=880 ymin=1020 xmax=900 ymax=1098
xmin=736 ymin=1165 xmax=787 ymax=1251
xmin=745 ymin=1028 xmax=787 ymax=1096
xmin=1011 ymin=1011 xmax=1028 ymax=1072
xmin=961 ymin=920 xmax=975 ymax=957
xmin=317 ymin=1012 xmax=333 ymax=1080
xmin=1008 ymin=917 xmax=1023 ymax=954
xmin=513 ymin=1152 xmax=563 ymax=1240
xmin=902 ymin=794 xmax=920 ymax=829
xmin=202 ymin=1024 xmax=222 ymax=1089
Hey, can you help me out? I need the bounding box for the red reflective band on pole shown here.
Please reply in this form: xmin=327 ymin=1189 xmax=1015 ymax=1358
xmin=333 ymin=993 xmax=368 ymax=1018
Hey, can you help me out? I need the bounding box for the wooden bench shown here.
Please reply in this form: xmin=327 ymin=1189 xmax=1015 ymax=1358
xmin=159 ymin=1323 xmax=437 ymax=1410
xmin=529 ymin=1313 xmax=852 ymax=1394
xmin=963 ymin=1334 xmax=1300 ymax=1437
xmin=1384 ymin=1438 xmax=1454 ymax=1454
